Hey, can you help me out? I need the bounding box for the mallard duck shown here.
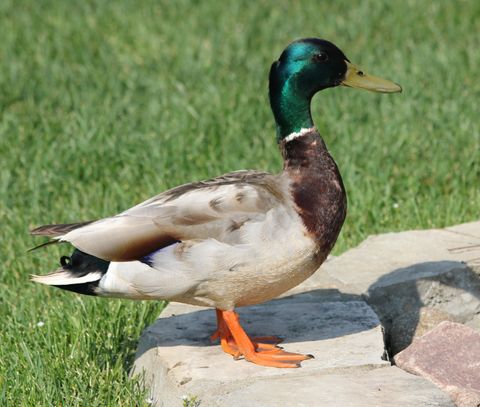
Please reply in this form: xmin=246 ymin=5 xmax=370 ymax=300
xmin=31 ymin=38 xmax=401 ymax=368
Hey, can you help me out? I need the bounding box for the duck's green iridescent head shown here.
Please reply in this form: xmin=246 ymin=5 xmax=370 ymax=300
xmin=269 ymin=38 xmax=401 ymax=141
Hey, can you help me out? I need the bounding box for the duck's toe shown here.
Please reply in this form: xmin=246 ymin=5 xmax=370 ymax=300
xmin=243 ymin=349 xmax=312 ymax=368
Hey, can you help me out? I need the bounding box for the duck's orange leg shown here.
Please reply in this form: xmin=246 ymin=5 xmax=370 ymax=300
xmin=210 ymin=310 xmax=282 ymax=352
xmin=210 ymin=309 xmax=241 ymax=358
xmin=211 ymin=309 xmax=313 ymax=368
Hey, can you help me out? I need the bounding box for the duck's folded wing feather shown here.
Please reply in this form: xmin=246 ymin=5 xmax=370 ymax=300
xmin=53 ymin=171 xmax=285 ymax=261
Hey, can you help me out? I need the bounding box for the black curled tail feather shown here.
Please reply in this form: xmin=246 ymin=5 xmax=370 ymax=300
xmin=31 ymin=249 xmax=110 ymax=296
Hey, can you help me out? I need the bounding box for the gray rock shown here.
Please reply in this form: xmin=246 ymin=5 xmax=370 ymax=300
xmin=395 ymin=321 xmax=480 ymax=407
xmin=133 ymin=298 xmax=389 ymax=406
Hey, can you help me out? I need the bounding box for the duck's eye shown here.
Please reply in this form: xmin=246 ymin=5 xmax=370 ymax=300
xmin=313 ymin=52 xmax=328 ymax=62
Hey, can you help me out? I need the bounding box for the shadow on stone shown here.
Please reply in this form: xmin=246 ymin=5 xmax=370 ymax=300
xmin=135 ymin=288 xmax=380 ymax=361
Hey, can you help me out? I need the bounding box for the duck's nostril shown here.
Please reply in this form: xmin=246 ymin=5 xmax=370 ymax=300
xmin=358 ymin=71 xmax=365 ymax=77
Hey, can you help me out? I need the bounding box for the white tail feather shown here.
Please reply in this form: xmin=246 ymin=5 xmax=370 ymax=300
xmin=31 ymin=270 xmax=103 ymax=286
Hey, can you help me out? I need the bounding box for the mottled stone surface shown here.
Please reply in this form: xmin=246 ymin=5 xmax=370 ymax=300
xmin=466 ymin=313 xmax=480 ymax=332
xmin=213 ymin=367 xmax=453 ymax=407
xmin=395 ymin=321 xmax=480 ymax=407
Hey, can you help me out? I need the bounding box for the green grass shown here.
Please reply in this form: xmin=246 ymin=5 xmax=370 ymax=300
xmin=1 ymin=0 xmax=479 ymax=404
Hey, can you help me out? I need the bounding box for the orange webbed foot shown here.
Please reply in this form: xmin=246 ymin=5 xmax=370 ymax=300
xmin=211 ymin=309 xmax=313 ymax=368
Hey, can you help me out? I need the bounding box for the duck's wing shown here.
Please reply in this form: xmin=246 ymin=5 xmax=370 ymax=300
xmin=31 ymin=171 xmax=287 ymax=261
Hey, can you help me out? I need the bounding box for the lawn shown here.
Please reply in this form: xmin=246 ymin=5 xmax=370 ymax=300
xmin=0 ymin=0 xmax=479 ymax=404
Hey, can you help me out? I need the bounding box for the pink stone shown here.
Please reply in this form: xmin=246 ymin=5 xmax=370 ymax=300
xmin=395 ymin=321 xmax=480 ymax=407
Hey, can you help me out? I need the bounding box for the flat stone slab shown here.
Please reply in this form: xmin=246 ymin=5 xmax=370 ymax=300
xmin=395 ymin=321 xmax=480 ymax=407
xmin=133 ymin=298 xmax=389 ymax=406
xmin=214 ymin=367 xmax=454 ymax=407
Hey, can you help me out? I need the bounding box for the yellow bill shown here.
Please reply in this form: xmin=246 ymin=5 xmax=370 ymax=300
xmin=341 ymin=61 xmax=402 ymax=93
